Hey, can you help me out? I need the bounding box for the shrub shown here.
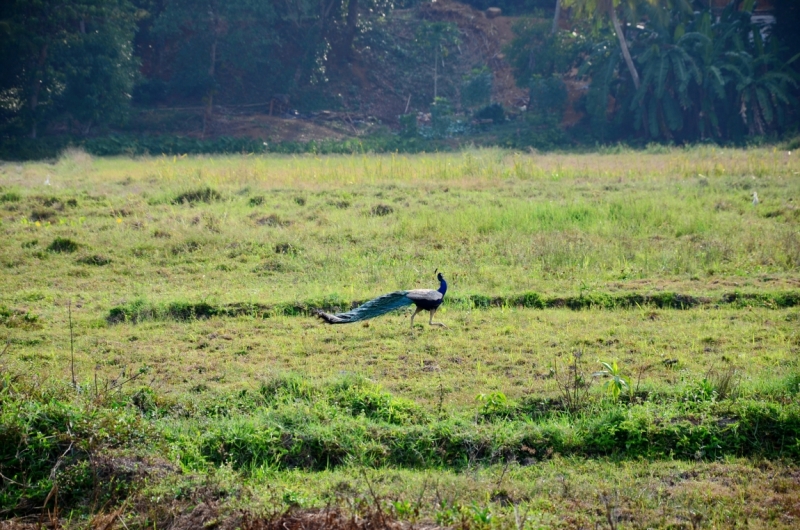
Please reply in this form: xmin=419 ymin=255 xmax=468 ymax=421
xmin=430 ymin=97 xmax=454 ymax=138
xmin=399 ymin=113 xmax=417 ymax=138
xmin=77 ymin=254 xmax=111 ymax=266
xmin=474 ymin=103 xmax=505 ymax=124
xmin=528 ymin=75 xmax=567 ymax=125
xmin=47 ymin=237 xmax=79 ymax=253
xmin=274 ymin=242 xmax=298 ymax=255
xmin=370 ymin=204 xmax=394 ymax=216
xmin=172 ymin=187 xmax=222 ymax=204
xmin=461 ymin=67 xmax=493 ymax=109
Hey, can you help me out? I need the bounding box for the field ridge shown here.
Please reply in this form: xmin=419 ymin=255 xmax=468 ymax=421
xmin=103 ymin=289 xmax=800 ymax=323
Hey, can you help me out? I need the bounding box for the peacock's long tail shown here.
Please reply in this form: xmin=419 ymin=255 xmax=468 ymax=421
xmin=315 ymin=290 xmax=412 ymax=324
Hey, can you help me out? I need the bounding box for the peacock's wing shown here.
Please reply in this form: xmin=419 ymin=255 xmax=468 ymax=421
xmin=316 ymin=290 xmax=412 ymax=324
xmin=405 ymin=289 xmax=443 ymax=303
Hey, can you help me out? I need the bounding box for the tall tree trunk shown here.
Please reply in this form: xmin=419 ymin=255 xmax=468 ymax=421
xmin=332 ymin=0 xmax=359 ymax=65
xmin=609 ymin=6 xmax=640 ymax=90
xmin=551 ymin=0 xmax=562 ymax=35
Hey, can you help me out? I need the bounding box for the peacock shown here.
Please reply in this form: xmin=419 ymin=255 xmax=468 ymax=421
xmin=316 ymin=272 xmax=448 ymax=327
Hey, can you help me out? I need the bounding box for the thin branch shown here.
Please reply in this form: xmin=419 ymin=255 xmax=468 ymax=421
xmin=69 ymin=300 xmax=76 ymax=388
xmin=0 ymin=471 xmax=26 ymax=487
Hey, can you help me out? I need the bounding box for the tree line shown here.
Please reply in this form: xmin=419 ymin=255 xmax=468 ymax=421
xmin=0 ymin=0 xmax=797 ymax=145
xmin=0 ymin=0 xmax=397 ymax=140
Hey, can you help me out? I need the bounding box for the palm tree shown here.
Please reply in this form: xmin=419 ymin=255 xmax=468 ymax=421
xmin=564 ymin=0 xmax=642 ymax=89
xmin=629 ymin=3 xmax=706 ymax=139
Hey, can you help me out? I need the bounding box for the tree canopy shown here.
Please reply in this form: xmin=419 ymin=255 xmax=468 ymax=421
xmin=0 ymin=0 xmax=797 ymax=148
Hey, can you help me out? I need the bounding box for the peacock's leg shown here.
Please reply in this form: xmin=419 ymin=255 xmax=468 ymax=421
xmin=410 ymin=306 xmax=422 ymax=327
xmin=428 ymin=308 xmax=446 ymax=327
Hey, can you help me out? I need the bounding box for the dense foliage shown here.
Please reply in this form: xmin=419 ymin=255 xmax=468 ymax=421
xmin=2 ymin=369 xmax=799 ymax=516
xmin=0 ymin=0 xmax=799 ymax=154
xmin=0 ymin=0 xmax=138 ymax=138
xmin=567 ymin=0 xmax=800 ymax=141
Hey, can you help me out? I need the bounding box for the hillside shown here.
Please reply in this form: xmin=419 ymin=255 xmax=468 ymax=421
xmin=129 ymin=0 xmax=531 ymax=142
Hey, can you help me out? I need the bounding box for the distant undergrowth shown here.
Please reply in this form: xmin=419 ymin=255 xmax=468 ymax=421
xmin=105 ymin=290 xmax=800 ymax=323
xmin=0 ymin=134 xmax=449 ymax=161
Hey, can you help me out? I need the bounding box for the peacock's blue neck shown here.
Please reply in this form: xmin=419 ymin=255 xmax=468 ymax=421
xmin=437 ymin=275 xmax=447 ymax=295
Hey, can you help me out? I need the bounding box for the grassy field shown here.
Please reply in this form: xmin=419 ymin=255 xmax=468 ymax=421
xmin=1 ymin=146 xmax=799 ymax=528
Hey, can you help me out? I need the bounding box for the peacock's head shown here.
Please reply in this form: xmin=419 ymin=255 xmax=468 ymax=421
xmin=435 ymin=269 xmax=445 ymax=282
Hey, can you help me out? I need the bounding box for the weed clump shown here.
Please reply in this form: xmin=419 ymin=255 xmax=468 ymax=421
xmin=172 ymin=187 xmax=222 ymax=204
xmin=0 ymin=305 xmax=40 ymax=329
xmin=274 ymin=242 xmax=298 ymax=255
xmin=1 ymin=191 xmax=21 ymax=202
xmin=255 ymin=213 xmax=290 ymax=227
xmin=512 ymin=292 xmax=545 ymax=308
xmin=370 ymin=204 xmax=393 ymax=216
xmin=47 ymin=237 xmax=79 ymax=253
xmin=260 ymin=373 xmax=319 ymax=402
xmin=77 ymin=254 xmax=112 ymax=266
xmin=248 ymin=195 xmax=264 ymax=206
xmin=171 ymin=239 xmax=203 ymax=254
xmin=29 ymin=209 xmax=55 ymax=222
xmin=107 ymin=299 xmax=218 ymax=324
xmin=329 ymin=375 xmax=427 ymax=425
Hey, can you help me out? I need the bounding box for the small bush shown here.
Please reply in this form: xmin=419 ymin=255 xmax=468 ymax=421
xmin=513 ymin=292 xmax=545 ymax=309
xmin=370 ymin=204 xmax=394 ymax=216
xmin=171 ymin=239 xmax=203 ymax=254
xmin=260 ymin=373 xmax=319 ymax=402
xmin=107 ymin=299 xmax=218 ymax=323
xmin=461 ymin=67 xmax=493 ymax=109
xmin=474 ymin=103 xmax=505 ymax=124
xmin=256 ymin=214 xmax=290 ymax=227
xmin=274 ymin=242 xmax=298 ymax=255
xmin=430 ymin=97 xmax=454 ymax=138
xmin=77 ymin=254 xmax=111 ymax=266
xmin=398 ymin=114 xmax=417 ymax=138
xmin=248 ymin=196 xmax=264 ymax=206
xmin=0 ymin=305 xmax=40 ymax=329
xmin=29 ymin=209 xmax=56 ymax=222
xmin=329 ymin=375 xmax=427 ymax=425
xmin=47 ymin=237 xmax=79 ymax=253
xmin=477 ymin=392 xmax=516 ymax=420
xmin=172 ymin=187 xmax=222 ymax=204
xmin=165 ymin=301 xmax=217 ymax=320
xmin=1 ymin=192 xmax=21 ymax=202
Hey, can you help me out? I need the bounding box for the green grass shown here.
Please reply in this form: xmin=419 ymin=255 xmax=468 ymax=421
xmin=1 ymin=146 xmax=799 ymax=527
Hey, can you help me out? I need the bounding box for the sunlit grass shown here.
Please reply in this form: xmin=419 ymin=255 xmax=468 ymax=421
xmin=1 ymin=147 xmax=799 ymax=527
xmin=1 ymin=147 xmax=798 ymax=311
